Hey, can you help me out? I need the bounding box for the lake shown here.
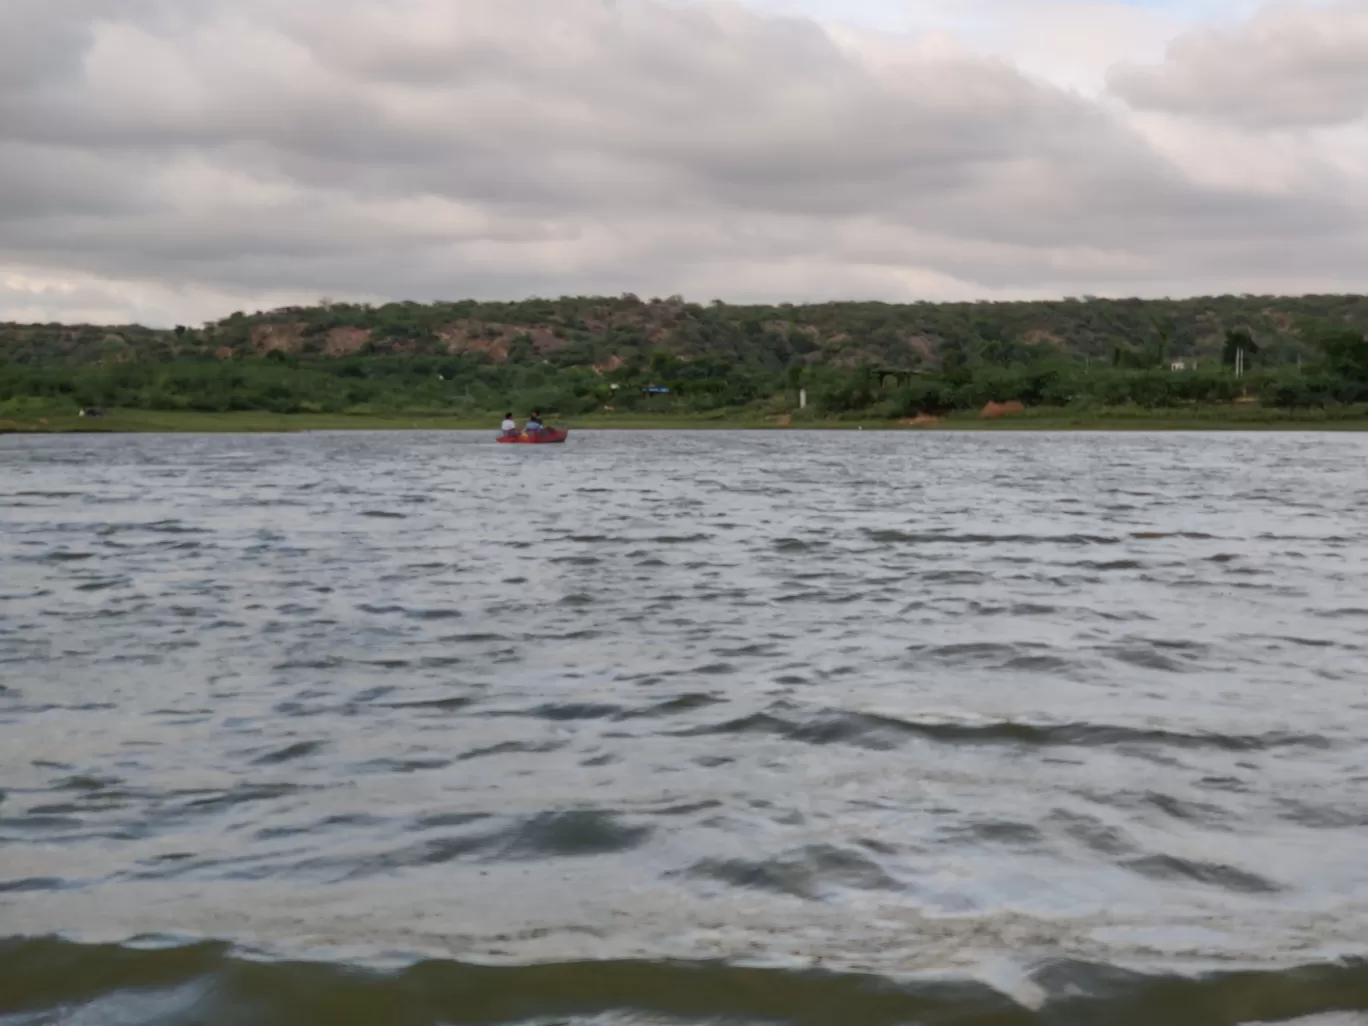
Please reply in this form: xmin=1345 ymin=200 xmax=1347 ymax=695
xmin=3 ymin=429 xmax=1368 ymax=1025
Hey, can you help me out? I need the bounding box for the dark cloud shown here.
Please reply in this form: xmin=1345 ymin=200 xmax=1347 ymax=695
xmin=0 ymin=0 xmax=1364 ymax=325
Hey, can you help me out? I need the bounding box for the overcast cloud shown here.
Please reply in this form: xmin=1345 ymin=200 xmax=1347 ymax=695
xmin=0 ymin=0 xmax=1364 ymax=326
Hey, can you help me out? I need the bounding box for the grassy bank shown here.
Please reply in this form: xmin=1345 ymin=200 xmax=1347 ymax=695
xmin=0 ymin=408 xmax=788 ymax=433
xmin=921 ymin=404 xmax=1368 ymax=431
xmin=5 ymin=403 xmax=1368 ymax=434
xmin=0 ymin=408 xmax=493 ymax=434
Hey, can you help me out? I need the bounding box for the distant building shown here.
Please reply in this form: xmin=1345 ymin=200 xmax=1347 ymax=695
xmin=1170 ymin=360 xmax=1187 ymax=372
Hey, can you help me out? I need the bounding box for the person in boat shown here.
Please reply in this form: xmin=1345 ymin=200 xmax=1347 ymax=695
xmin=500 ymin=412 xmax=518 ymax=436
xmin=526 ymin=410 xmax=545 ymax=435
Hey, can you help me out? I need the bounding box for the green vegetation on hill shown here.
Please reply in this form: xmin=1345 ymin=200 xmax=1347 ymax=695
xmin=3 ymin=294 xmax=1368 ymax=424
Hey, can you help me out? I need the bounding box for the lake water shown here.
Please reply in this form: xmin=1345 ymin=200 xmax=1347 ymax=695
xmin=3 ymin=429 xmax=1368 ymax=1026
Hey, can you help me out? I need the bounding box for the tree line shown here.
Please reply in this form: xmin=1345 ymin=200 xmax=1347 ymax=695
xmin=3 ymin=320 xmax=1367 ymax=418
xmin=6 ymin=293 xmax=1368 ymax=371
xmin=4 ymin=290 xmax=1368 ymax=418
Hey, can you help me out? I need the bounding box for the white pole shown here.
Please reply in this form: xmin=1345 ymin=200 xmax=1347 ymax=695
xmin=799 ymin=388 xmax=807 ymax=410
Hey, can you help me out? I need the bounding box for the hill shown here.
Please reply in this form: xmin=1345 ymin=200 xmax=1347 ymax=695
xmin=5 ymin=293 xmax=1368 ymax=371
xmin=4 ymin=294 xmax=1368 ymax=423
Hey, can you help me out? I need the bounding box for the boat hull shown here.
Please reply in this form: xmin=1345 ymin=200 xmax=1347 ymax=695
xmin=496 ymin=429 xmax=568 ymax=444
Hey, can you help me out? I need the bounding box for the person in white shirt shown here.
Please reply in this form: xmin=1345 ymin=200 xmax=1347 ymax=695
xmin=500 ymin=412 xmax=518 ymax=436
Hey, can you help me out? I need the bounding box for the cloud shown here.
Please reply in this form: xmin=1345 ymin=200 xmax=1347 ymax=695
xmin=1109 ymin=2 xmax=1368 ymax=128
xmin=0 ymin=0 xmax=1365 ymax=326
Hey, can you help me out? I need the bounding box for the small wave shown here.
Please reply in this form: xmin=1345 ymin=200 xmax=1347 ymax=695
xmin=272 ymin=657 xmax=345 ymax=671
xmin=0 ymin=813 xmax=85 ymax=833
xmin=774 ymin=589 xmax=863 ymax=604
xmin=1049 ymin=810 xmax=1137 ymax=857
xmin=908 ymin=642 xmax=1054 ymax=666
xmin=250 ymin=740 xmax=328 ymax=765
xmin=500 ymin=810 xmax=654 ymax=860
xmin=74 ymin=578 xmax=128 ymax=593
xmin=54 ymin=774 xmax=121 ymax=793
xmin=679 ymin=844 xmax=902 ymax=900
xmin=1106 ymin=647 xmax=1195 ymax=672
xmin=254 ymin=812 xmax=389 ymax=842
xmin=1138 ymin=791 xmax=1230 ymax=824
xmin=404 ymin=608 xmax=464 ymax=621
xmin=674 ymin=708 xmax=1328 ymax=754
xmin=1121 ymin=854 xmax=1283 ymax=894
xmin=413 ymin=812 xmax=491 ymax=831
xmin=773 ymin=537 xmax=828 ymax=552
xmin=938 ymin=819 xmax=1046 ymax=849
xmin=177 ymin=783 xmax=305 ymax=814
xmin=523 ymin=702 xmax=623 ymax=722
xmin=0 ymin=589 xmax=52 ymax=602
xmin=354 ymin=756 xmax=452 ymax=774
xmin=0 ymin=876 xmax=68 ymax=893
xmin=1079 ymin=559 xmax=1147 ymax=571
xmin=343 ymin=810 xmax=651 ymax=877
xmin=141 ymin=520 xmax=205 ymax=535
xmin=1130 ymin=531 xmax=1218 ymax=540
xmin=360 ymin=510 xmax=407 ymax=519
xmin=382 ymin=696 xmax=475 ymax=713
xmin=920 ymin=569 xmax=990 ymax=584
xmin=418 ymin=656 xmax=464 ymax=669
xmin=40 ymin=550 xmax=97 ymax=562
xmin=457 ymin=740 xmax=568 ymax=762
xmin=1316 ymin=608 xmax=1368 ymax=620
xmin=1275 ymin=798 xmax=1368 ymax=830
xmin=624 ymin=694 xmax=727 ymax=719
xmin=865 ymin=528 xmax=1121 ymax=546
xmin=970 ymin=602 xmax=1061 ymax=617
xmin=1000 ymin=654 xmax=1076 ymax=673
xmin=1270 ymin=635 xmax=1342 ymax=649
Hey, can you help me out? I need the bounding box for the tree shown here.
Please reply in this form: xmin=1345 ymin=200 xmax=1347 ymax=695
xmin=940 ymin=340 xmax=969 ymax=375
xmin=648 ymin=348 xmax=678 ymax=380
xmin=1222 ymin=328 xmax=1258 ymax=368
xmin=1311 ymin=325 xmax=1368 ymax=382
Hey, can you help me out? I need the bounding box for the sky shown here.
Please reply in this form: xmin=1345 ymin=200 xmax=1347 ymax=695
xmin=1 ymin=0 xmax=1365 ymax=326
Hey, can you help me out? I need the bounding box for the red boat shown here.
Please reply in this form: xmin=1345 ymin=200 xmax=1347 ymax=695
xmin=496 ymin=428 xmax=569 ymax=444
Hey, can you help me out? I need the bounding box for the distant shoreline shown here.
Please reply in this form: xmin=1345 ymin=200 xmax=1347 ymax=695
xmin=4 ymin=408 xmax=1368 ymax=434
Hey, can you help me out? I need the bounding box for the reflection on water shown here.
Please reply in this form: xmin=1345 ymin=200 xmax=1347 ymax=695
xmin=2 ymin=429 xmax=1368 ymax=1025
